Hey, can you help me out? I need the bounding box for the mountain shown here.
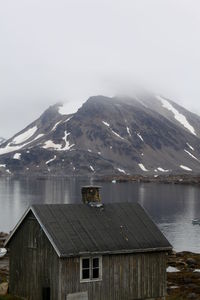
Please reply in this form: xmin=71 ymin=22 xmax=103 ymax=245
xmin=0 ymin=137 xmax=5 ymax=145
xmin=1 ymin=94 xmax=200 ymax=176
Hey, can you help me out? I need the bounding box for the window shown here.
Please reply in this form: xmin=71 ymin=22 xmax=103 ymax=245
xmin=80 ymin=257 xmax=102 ymax=282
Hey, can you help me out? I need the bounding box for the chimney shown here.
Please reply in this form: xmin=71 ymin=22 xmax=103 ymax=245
xmin=81 ymin=186 xmax=101 ymax=205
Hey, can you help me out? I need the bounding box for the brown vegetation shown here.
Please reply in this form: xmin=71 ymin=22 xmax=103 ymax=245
xmin=167 ymin=251 xmax=200 ymax=299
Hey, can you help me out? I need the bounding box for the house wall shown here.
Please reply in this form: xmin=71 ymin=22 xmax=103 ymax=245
xmin=8 ymin=212 xmax=167 ymax=300
xmin=8 ymin=212 xmax=60 ymax=300
xmin=59 ymin=251 xmax=167 ymax=300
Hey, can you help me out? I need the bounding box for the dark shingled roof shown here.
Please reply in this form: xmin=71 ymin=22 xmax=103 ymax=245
xmin=28 ymin=203 xmax=172 ymax=257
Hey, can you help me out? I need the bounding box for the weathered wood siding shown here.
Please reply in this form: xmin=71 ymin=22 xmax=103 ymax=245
xmin=9 ymin=212 xmax=60 ymax=300
xmin=8 ymin=212 xmax=167 ymax=300
xmin=59 ymin=252 xmax=167 ymax=300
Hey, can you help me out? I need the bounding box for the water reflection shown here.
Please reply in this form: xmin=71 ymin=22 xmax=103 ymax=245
xmin=0 ymin=178 xmax=200 ymax=252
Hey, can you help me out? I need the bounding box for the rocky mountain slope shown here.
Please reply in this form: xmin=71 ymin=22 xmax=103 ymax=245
xmin=1 ymin=94 xmax=200 ymax=176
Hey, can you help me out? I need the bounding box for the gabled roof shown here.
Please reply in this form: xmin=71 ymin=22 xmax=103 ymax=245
xmin=5 ymin=203 xmax=172 ymax=257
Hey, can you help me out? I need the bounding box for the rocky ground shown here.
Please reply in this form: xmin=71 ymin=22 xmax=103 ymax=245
xmin=0 ymin=233 xmax=9 ymax=296
xmin=1 ymin=231 xmax=200 ymax=299
xmin=167 ymin=251 xmax=200 ymax=300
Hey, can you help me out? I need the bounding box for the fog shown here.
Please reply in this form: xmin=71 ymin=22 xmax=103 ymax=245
xmin=1 ymin=0 xmax=200 ymax=137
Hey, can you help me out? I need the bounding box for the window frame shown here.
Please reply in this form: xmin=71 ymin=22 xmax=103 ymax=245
xmin=80 ymin=256 xmax=102 ymax=283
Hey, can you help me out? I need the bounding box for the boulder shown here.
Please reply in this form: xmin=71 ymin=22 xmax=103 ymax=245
xmin=187 ymin=292 xmax=197 ymax=299
xmin=186 ymin=258 xmax=197 ymax=266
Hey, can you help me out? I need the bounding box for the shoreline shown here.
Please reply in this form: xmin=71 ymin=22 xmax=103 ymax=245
xmin=1 ymin=173 xmax=200 ymax=185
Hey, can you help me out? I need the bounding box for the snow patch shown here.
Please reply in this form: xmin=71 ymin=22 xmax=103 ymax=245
xmin=13 ymin=153 xmax=21 ymax=160
xmin=43 ymin=140 xmax=62 ymax=150
xmin=167 ymin=266 xmax=180 ymax=273
xmin=0 ymin=130 xmax=42 ymax=156
xmin=52 ymin=120 xmax=62 ymax=131
xmin=43 ymin=130 xmax=74 ymax=151
xmin=46 ymin=155 xmax=56 ymax=165
xmin=157 ymin=167 xmax=169 ymax=172
xmin=0 ymin=164 xmax=6 ymax=168
xmin=102 ymin=121 xmax=110 ymax=127
xmin=186 ymin=143 xmax=194 ymax=151
xmin=0 ymin=143 xmax=26 ymax=155
xmin=64 ymin=116 xmax=73 ymax=123
xmin=117 ymin=168 xmax=126 ymax=174
xmin=13 ymin=126 xmax=38 ymax=144
xmin=137 ymin=133 xmax=144 ymax=142
xmin=88 ymin=149 xmax=92 ymax=152
xmin=111 ymin=129 xmax=124 ymax=140
xmin=180 ymin=165 xmax=192 ymax=171
xmin=126 ymin=127 xmax=131 ymax=137
xmin=138 ymin=163 xmax=148 ymax=172
xmin=184 ymin=149 xmax=199 ymax=162
xmin=158 ymin=95 xmax=196 ymax=136
xmin=62 ymin=131 xmax=75 ymax=150
xmin=102 ymin=120 xmax=125 ymax=140
xmin=90 ymin=165 xmax=94 ymax=172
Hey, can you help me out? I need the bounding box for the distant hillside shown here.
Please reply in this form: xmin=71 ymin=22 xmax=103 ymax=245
xmin=0 ymin=94 xmax=200 ymax=176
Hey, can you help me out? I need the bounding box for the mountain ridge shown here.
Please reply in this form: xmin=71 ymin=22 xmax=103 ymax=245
xmin=0 ymin=94 xmax=200 ymax=176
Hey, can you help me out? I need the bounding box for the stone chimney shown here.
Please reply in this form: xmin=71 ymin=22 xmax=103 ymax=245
xmin=81 ymin=186 xmax=101 ymax=204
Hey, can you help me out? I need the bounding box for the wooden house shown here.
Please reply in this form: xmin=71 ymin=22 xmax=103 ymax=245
xmin=5 ymin=186 xmax=172 ymax=300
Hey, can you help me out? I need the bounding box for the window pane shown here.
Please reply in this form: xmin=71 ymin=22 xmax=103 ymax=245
xmin=82 ymin=269 xmax=90 ymax=279
xmin=92 ymin=268 xmax=99 ymax=279
xmin=93 ymin=258 xmax=99 ymax=268
xmin=82 ymin=258 xmax=90 ymax=269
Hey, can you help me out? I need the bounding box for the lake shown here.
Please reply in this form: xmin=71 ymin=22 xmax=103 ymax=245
xmin=0 ymin=177 xmax=200 ymax=253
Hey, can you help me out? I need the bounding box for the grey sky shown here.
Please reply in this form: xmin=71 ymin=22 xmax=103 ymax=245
xmin=1 ymin=0 xmax=200 ymax=138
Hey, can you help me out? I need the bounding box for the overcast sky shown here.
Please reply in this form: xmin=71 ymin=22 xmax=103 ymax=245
xmin=1 ymin=0 xmax=200 ymax=138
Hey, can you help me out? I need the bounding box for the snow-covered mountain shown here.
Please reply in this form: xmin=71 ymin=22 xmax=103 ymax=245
xmin=1 ymin=94 xmax=200 ymax=176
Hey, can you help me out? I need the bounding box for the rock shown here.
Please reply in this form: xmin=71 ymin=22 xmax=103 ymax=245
xmin=186 ymin=258 xmax=197 ymax=265
xmin=193 ymin=286 xmax=200 ymax=294
xmin=0 ymin=282 xmax=8 ymax=295
xmin=187 ymin=292 xmax=197 ymax=299
xmin=187 ymin=283 xmax=199 ymax=289
xmin=184 ymin=277 xmax=193 ymax=284
xmin=176 ymin=252 xmax=185 ymax=257
xmin=192 ymin=272 xmax=200 ymax=279
xmin=188 ymin=265 xmax=195 ymax=270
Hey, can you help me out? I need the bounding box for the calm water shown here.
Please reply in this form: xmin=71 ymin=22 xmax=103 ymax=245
xmin=0 ymin=177 xmax=200 ymax=253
